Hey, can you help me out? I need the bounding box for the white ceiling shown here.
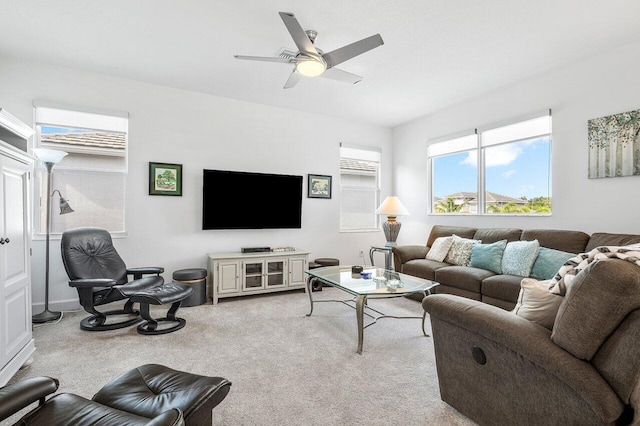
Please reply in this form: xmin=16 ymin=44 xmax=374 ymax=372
xmin=2 ymin=1 xmax=640 ymax=127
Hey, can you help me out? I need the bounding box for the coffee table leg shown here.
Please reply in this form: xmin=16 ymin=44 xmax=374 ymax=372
xmin=306 ymin=276 xmax=314 ymax=316
xmin=356 ymin=294 xmax=366 ymax=354
xmin=422 ymin=290 xmax=429 ymax=336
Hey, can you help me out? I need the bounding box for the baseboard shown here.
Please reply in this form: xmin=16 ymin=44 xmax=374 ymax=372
xmin=31 ymin=298 xmax=81 ymax=312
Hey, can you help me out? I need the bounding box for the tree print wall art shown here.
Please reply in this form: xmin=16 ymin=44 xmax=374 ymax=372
xmin=149 ymin=162 xmax=183 ymax=196
xmin=588 ymin=109 xmax=640 ymax=179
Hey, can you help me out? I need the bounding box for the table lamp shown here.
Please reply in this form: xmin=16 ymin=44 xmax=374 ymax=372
xmin=32 ymin=148 xmax=74 ymax=324
xmin=375 ymin=196 xmax=410 ymax=247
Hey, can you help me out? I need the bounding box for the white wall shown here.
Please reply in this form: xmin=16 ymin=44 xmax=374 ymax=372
xmin=0 ymin=58 xmax=392 ymax=310
xmin=392 ymin=40 xmax=640 ymax=245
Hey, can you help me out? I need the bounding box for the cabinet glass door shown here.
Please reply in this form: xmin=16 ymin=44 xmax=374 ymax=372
xmin=266 ymin=260 xmax=286 ymax=288
xmin=243 ymin=261 xmax=264 ymax=290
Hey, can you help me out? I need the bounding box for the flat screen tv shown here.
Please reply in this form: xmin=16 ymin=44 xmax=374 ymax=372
xmin=202 ymin=169 xmax=303 ymax=230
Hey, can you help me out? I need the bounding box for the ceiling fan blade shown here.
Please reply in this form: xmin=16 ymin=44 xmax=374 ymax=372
xmin=278 ymin=12 xmax=318 ymax=56
xmin=283 ymin=70 xmax=303 ymax=89
xmin=322 ymin=34 xmax=384 ymax=69
xmin=234 ymin=55 xmax=294 ymax=64
xmin=321 ymin=67 xmax=363 ymax=85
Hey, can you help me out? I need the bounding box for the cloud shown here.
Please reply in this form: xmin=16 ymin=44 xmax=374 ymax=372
xmin=502 ymin=169 xmax=516 ymax=179
xmin=460 ymin=144 xmax=524 ymax=167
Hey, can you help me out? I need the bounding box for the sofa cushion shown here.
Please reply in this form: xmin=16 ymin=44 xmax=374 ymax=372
xmin=445 ymin=235 xmax=481 ymax=266
xmin=501 ymin=240 xmax=540 ymax=277
xmin=586 ymin=232 xmax=640 ymax=251
xmin=426 ymin=236 xmax=454 ymax=262
xmin=512 ymin=278 xmax=564 ymax=330
xmin=434 ymin=284 xmax=481 ymax=301
xmin=473 ymin=228 xmax=522 ymax=244
xmin=481 ymin=274 xmax=523 ymax=303
xmin=552 ymin=259 xmax=640 ymax=360
xmin=530 ymin=247 xmax=575 ymax=280
xmin=427 ymin=225 xmax=477 ymax=247
xmin=520 ymin=229 xmax=589 ymax=254
xmin=435 ymin=265 xmax=495 ymax=294
xmin=469 ymin=239 xmax=507 ymax=274
xmin=402 ymin=259 xmax=448 ymax=281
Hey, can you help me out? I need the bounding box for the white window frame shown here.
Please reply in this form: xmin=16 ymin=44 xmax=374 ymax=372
xmin=32 ymin=100 xmax=129 ymax=238
xmin=339 ymin=143 xmax=381 ymax=232
xmin=428 ymin=110 xmax=552 ymax=216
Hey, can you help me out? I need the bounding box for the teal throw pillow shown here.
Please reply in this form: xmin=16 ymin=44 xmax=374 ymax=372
xmin=530 ymin=247 xmax=575 ymax=280
xmin=501 ymin=240 xmax=540 ymax=277
xmin=469 ymin=239 xmax=508 ymax=274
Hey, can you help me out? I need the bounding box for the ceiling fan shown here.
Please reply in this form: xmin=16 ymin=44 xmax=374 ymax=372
xmin=234 ymin=12 xmax=384 ymax=89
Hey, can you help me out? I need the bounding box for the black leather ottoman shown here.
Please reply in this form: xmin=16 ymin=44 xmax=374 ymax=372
xmin=94 ymin=364 xmax=231 ymax=426
xmin=2 ymin=364 xmax=232 ymax=426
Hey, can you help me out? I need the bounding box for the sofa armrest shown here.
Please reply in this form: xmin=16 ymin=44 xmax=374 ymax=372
xmin=392 ymin=245 xmax=428 ymax=271
xmin=0 ymin=376 xmax=59 ymax=420
xmin=423 ymin=294 xmax=624 ymax=422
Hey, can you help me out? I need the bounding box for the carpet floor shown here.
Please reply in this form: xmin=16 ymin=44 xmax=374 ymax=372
xmin=4 ymin=288 xmax=475 ymax=426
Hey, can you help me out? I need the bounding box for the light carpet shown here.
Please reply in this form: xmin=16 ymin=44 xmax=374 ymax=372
xmin=4 ymin=288 xmax=475 ymax=426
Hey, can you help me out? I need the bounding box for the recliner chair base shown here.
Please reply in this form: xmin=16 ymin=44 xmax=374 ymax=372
xmin=79 ymin=299 xmax=143 ymax=331
xmin=80 ymin=310 xmax=143 ymax=331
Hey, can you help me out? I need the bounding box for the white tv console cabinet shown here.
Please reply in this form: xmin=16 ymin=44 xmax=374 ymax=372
xmin=207 ymin=250 xmax=310 ymax=304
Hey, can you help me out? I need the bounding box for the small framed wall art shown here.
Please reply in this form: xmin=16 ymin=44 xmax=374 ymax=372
xmin=308 ymin=174 xmax=332 ymax=199
xmin=149 ymin=162 xmax=183 ymax=196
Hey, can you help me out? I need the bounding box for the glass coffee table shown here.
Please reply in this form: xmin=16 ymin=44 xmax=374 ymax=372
xmin=304 ymin=266 xmax=439 ymax=354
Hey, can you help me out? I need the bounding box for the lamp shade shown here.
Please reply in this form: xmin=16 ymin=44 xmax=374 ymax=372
xmin=375 ymin=196 xmax=410 ymax=217
xmin=33 ymin=148 xmax=68 ymax=164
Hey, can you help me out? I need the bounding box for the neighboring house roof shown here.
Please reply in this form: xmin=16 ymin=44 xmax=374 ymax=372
xmin=340 ymin=158 xmax=376 ymax=172
xmin=435 ymin=191 xmax=527 ymax=204
xmin=41 ymin=132 xmax=125 ymax=150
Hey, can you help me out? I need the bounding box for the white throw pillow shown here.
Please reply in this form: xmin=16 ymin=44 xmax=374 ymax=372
xmin=426 ymin=236 xmax=454 ymax=262
xmin=512 ymin=278 xmax=563 ymax=330
xmin=444 ymin=234 xmax=481 ymax=266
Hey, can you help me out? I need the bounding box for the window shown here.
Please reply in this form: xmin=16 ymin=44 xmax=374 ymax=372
xmin=428 ymin=111 xmax=551 ymax=215
xmin=34 ymin=102 xmax=128 ymax=234
xmin=339 ymin=144 xmax=380 ymax=231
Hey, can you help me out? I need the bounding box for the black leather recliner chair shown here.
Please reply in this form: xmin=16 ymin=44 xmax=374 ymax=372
xmin=0 ymin=364 xmax=232 ymax=426
xmin=61 ymin=227 xmax=192 ymax=334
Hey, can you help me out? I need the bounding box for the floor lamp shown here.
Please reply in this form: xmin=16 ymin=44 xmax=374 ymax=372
xmin=32 ymin=148 xmax=74 ymax=324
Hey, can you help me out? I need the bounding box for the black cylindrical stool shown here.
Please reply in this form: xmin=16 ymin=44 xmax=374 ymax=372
xmin=172 ymin=268 xmax=207 ymax=307
xmin=310 ymin=258 xmax=340 ymax=291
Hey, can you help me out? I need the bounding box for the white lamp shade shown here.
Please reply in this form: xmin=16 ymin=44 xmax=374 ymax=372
xmin=376 ymin=196 xmax=410 ymax=216
xmin=33 ymin=148 xmax=68 ymax=164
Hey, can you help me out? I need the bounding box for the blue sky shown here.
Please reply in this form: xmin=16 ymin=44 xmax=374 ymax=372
xmin=433 ymin=137 xmax=551 ymax=199
xmin=41 ymin=125 xmax=89 ymax=133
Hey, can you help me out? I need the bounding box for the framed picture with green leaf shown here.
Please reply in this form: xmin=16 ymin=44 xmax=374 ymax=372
xmin=149 ymin=162 xmax=183 ymax=196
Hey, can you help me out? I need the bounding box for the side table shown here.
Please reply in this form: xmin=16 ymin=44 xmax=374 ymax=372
xmin=369 ymin=246 xmax=392 ymax=270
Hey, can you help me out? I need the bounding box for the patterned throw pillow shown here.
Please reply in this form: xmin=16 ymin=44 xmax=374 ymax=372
xmin=444 ymin=234 xmax=481 ymax=266
xmin=426 ymin=236 xmax=454 ymax=262
xmin=501 ymin=240 xmax=540 ymax=277
xmin=469 ymin=239 xmax=508 ymax=274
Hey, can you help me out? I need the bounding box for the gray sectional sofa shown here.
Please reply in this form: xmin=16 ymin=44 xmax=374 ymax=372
xmin=392 ymin=225 xmax=640 ymax=310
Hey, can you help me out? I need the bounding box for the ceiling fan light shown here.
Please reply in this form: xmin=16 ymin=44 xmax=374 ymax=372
xmin=296 ymin=59 xmax=326 ymax=77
